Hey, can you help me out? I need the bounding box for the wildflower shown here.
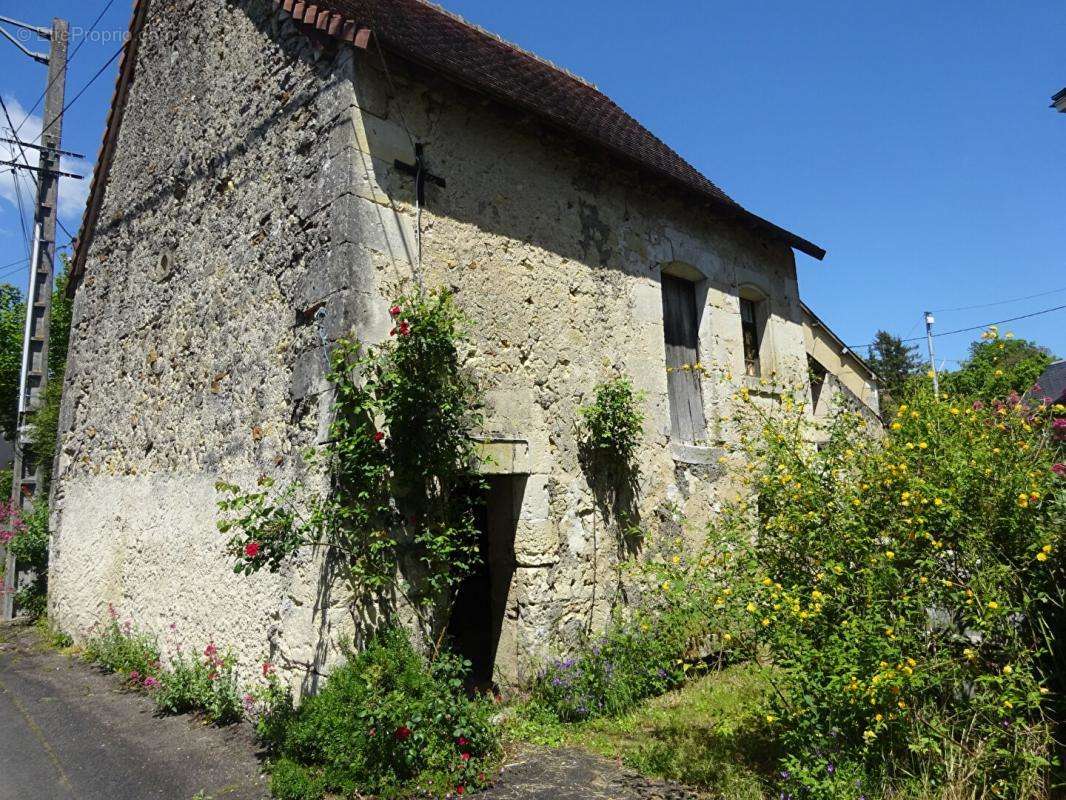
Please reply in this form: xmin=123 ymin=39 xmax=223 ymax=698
xmin=244 ymin=541 xmax=261 ymax=558
xmin=204 ymin=643 xmax=218 ymax=658
xmin=1002 ymin=665 xmax=1013 ymax=676
xmin=456 ymin=787 xmax=465 ymax=795
xmin=460 ymin=752 xmax=471 ymax=761
xmin=987 ymin=601 xmax=999 ymax=610
xmin=373 ymin=431 xmax=385 ymax=443
xmin=262 ymin=661 xmax=274 ymax=677
xmin=143 ymin=676 xmax=159 ymax=689
xmin=863 ymin=729 xmax=876 ymax=742
xmin=918 ymin=441 xmax=928 ymax=449
xmin=1051 ymin=463 xmax=1066 ymax=478
xmin=1042 ymin=544 xmax=1053 ymax=554
xmin=747 ymin=602 xmax=758 ymax=613
xmin=389 ymin=305 xmax=402 ymax=318
xmin=891 ymin=422 xmax=902 ymax=431
xmin=397 ymin=320 xmax=412 ymax=336
xmin=765 ymin=714 xmax=777 ymax=724
xmin=1037 ymin=552 xmax=1048 ymax=562
xmin=963 ymin=648 xmax=976 ymax=660
xmin=884 ymin=551 xmax=895 ymax=560
xmin=395 ymin=725 xmax=412 ymax=740
xmin=1017 ymin=494 xmax=1029 ymax=508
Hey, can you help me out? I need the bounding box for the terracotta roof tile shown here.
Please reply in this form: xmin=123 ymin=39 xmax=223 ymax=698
xmin=72 ymin=0 xmax=823 ymax=290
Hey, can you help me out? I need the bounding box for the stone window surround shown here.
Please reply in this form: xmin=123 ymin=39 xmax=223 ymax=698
xmin=654 ymin=267 xmax=791 ymax=465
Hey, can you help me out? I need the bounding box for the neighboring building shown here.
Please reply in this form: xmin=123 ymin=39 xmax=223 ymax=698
xmin=50 ymin=0 xmax=825 ymax=690
xmin=1052 ymin=88 xmax=1066 ymax=113
xmin=1032 ymin=361 xmax=1066 ymax=405
xmin=801 ymin=303 xmax=881 ymax=427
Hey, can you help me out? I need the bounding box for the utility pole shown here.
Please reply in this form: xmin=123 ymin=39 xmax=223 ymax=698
xmin=924 ymin=311 xmax=939 ymax=400
xmin=1 ymin=16 xmax=69 ymax=620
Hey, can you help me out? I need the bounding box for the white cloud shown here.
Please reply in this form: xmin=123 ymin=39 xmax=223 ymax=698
xmin=0 ymin=95 xmax=93 ymax=235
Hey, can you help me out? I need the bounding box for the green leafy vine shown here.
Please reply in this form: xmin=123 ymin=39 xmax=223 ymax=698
xmin=217 ymin=288 xmax=484 ymax=619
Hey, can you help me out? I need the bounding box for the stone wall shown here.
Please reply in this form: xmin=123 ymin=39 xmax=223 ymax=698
xmin=50 ymin=0 xmax=814 ymax=691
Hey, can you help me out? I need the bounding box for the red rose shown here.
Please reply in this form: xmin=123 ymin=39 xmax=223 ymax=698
xmin=395 ymin=725 xmax=412 ymax=741
xmin=390 ymin=305 xmax=402 ymax=318
xmin=244 ymin=541 xmax=261 ymax=558
xmin=374 ymin=431 xmax=385 ymax=443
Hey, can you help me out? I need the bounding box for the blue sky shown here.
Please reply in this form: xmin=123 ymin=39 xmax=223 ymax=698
xmin=1 ymin=0 xmax=1063 ymax=366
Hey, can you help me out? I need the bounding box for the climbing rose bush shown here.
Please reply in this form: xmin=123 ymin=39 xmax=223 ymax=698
xmin=217 ymin=288 xmax=484 ymax=620
xmin=695 ymin=386 xmax=1066 ymax=800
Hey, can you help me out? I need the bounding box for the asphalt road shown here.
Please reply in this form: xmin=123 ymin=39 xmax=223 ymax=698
xmin=0 ymin=621 xmax=702 ymax=800
xmin=0 ymin=622 xmax=267 ymax=800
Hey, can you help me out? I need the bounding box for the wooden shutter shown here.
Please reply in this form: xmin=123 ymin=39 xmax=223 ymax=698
xmin=661 ymin=275 xmax=706 ymax=443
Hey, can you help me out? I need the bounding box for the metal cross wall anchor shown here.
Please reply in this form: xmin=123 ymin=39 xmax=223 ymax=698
xmin=394 ymin=143 xmax=445 ymax=206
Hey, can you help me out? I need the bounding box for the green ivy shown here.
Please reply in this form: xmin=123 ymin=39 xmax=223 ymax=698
xmin=217 ymin=288 xmax=484 ymax=616
xmin=578 ymin=374 xmax=644 ymax=477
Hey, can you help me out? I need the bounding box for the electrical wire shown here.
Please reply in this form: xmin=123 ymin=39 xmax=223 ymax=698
xmin=15 ymin=0 xmax=120 ymax=135
xmin=852 ymin=303 xmax=1066 ymax=350
xmin=35 ymin=41 xmax=124 ymax=145
xmin=931 ymin=285 xmax=1066 ymax=314
xmin=9 ymin=165 xmax=31 ymax=261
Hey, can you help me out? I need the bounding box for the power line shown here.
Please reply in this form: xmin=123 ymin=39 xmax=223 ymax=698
xmin=931 ymin=285 xmax=1066 ymax=314
xmin=0 ymin=256 xmax=28 ymax=272
xmin=36 ymin=41 xmax=123 ymax=144
xmin=853 ymin=303 xmax=1066 ymax=350
xmin=15 ymin=0 xmax=119 ymax=135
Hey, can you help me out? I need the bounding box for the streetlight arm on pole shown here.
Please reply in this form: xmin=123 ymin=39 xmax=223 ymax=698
xmin=0 ymin=25 xmax=49 ymax=65
xmin=0 ymin=14 xmax=51 ymax=37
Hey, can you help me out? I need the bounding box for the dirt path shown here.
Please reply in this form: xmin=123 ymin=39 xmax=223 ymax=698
xmin=0 ymin=621 xmax=700 ymax=800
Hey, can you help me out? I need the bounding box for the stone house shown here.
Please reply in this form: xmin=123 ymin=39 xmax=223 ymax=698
xmin=50 ymin=0 xmax=828 ymax=689
xmin=802 ymin=303 xmax=881 ymax=426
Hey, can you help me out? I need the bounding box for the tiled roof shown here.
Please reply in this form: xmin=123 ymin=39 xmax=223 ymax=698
xmin=71 ymin=0 xmax=824 ymax=288
xmin=1034 ymin=361 xmax=1066 ymax=405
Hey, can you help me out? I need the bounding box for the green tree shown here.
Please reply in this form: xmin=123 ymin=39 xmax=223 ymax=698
xmin=939 ymin=327 xmax=1054 ymax=401
xmin=866 ymin=330 xmax=923 ymax=415
xmin=0 ymin=283 xmax=25 ymax=444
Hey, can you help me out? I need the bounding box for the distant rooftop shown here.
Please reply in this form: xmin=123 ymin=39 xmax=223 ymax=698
xmin=1052 ymin=88 xmax=1066 ymax=113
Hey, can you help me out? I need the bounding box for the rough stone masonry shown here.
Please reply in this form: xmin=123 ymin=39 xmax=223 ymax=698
xmin=49 ymin=0 xmax=820 ymax=692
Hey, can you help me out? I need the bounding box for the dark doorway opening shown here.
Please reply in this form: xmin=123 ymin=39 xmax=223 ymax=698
xmin=446 ymin=477 xmax=520 ymax=692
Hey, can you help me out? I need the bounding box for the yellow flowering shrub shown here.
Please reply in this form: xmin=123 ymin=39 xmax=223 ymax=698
xmin=658 ymin=387 xmax=1065 ymax=799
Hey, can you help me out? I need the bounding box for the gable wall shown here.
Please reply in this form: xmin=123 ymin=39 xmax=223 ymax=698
xmin=50 ymin=0 xmax=813 ymax=688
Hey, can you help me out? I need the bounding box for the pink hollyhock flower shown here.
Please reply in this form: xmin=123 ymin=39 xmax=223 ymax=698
xmin=389 ymin=305 xmax=402 ymax=318
xmin=244 ymin=541 xmax=261 ymax=558
xmin=395 ymin=725 xmax=412 ymax=741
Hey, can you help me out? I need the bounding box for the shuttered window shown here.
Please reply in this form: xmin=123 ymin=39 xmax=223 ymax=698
xmin=661 ymin=274 xmax=706 ymax=444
